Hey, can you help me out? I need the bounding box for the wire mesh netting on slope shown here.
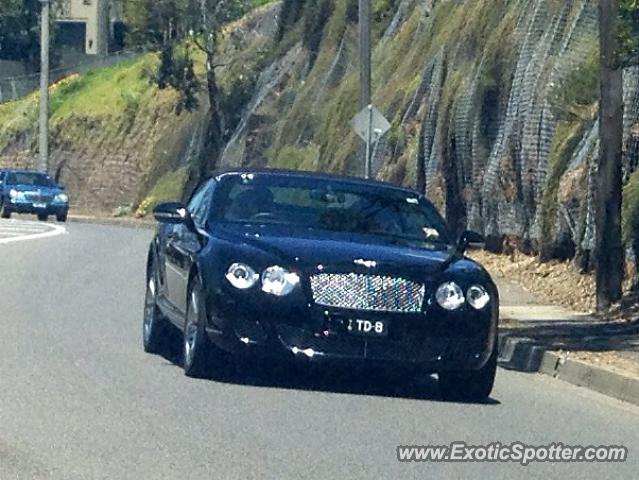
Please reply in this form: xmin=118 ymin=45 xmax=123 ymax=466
xmin=216 ymin=0 xmax=639 ymax=259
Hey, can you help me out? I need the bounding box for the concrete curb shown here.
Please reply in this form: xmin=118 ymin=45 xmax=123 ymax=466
xmin=539 ymin=351 xmax=639 ymax=406
xmin=498 ymin=334 xmax=639 ymax=406
xmin=67 ymin=214 xmax=156 ymax=230
xmin=498 ymin=334 xmax=547 ymax=372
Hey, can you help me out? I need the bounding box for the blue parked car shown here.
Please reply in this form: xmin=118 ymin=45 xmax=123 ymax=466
xmin=0 ymin=169 xmax=69 ymax=222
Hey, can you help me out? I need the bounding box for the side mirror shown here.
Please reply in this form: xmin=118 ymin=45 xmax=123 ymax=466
xmin=457 ymin=230 xmax=485 ymax=254
xmin=153 ymin=201 xmax=194 ymax=229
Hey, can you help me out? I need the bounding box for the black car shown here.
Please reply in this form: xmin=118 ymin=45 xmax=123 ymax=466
xmin=0 ymin=169 xmax=69 ymax=222
xmin=143 ymin=169 xmax=498 ymax=401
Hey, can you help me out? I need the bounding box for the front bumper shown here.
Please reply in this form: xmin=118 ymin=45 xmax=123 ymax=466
xmin=6 ymin=201 xmax=68 ymax=216
xmin=206 ymin=297 xmax=497 ymax=372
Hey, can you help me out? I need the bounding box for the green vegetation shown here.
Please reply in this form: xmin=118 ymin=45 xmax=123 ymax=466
xmin=623 ymin=169 xmax=639 ymax=246
xmin=539 ymin=120 xmax=586 ymax=251
xmin=550 ymin=47 xmax=599 ymax=120
xmin=0 ymin=94 xmax=38 ymax=153
xmin=0 ymin=0 xmax=49 ymax=70
xmin=136 ymin=167 xmax=190 ymax=217
xmin=49 ymin=56 xmax=157 ymax=122
xmin=123 ymin=0 xmax=275 ymax=48
xmin=0 ymin=0 xmax=619 ymax=245
xmin=271 ymin=144 xmax=320 ymax=171
xmin=0 ymin=3 xmax=280 ymax=216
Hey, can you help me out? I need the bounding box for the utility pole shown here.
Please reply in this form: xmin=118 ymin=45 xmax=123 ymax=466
xmin=39 ymin=0 xmax=51 ymax=173
xmin=359 ymin=0 xmax=371 ymax=178
xmin=596 ymin=0 xmax=624 ymax=310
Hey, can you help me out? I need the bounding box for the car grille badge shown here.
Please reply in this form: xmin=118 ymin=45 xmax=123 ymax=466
xmin=354 ymin=258 xmax=377 ymax=268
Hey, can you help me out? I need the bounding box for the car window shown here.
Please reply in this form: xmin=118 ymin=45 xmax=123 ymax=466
xmin=188 ymin=179 xmax=215 ymax=228
xmin=216 ymin=175 xmax=450 ymax=244
xmin=6 ymin=172 xmax=55 ymax=187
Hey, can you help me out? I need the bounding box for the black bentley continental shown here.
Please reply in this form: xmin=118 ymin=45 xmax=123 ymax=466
xmin=143 ymin=169 xmax=499 ymax=401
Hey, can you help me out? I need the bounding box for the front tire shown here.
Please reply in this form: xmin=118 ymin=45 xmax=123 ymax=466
xmin=183 ymin=277 xmax=231 ymax=379
xmin=438 ymin=349 xmax=497 ymax=402
xmin=37 ymin=213 xmax=48 ymax=221
xmin=56 ymin=213 xmax=67 ymax=222
xmin=143 ymin=259 xmax=169 ymax=354
xmin=183 ymin=278 xmax=214 ymax=378
xmin=1 ymin=200 xmax=11 ymax=219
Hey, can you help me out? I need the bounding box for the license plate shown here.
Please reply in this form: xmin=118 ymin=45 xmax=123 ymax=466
xmin=347 ymin=319 xmax=388 ymax=337
xmin=33 ymin=203 xmax=46 ymax=209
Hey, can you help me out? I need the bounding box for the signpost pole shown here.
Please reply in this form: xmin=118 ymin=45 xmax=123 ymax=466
xmin=359 ymin=0 xmax=371 ymax=178
xmin=365 ymin=104 xmax=373 ymax=179
xmin=39 ymin=0 xmax=50 ymax=173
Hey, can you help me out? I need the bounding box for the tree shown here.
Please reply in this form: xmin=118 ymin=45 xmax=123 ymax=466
xmin=124 ymin=0 xmax=255 ymax=172
xmin=0 ymin=0 xmax=46 ymax=69
xmin=156 ymin=43 xmax=200 ymax=114
xmin=189 ymin=0 xmax=252 ymax=173
xmin=123 ymin=0 xmax=208 ymax=48
xmin=596 ymin=0 xmax=625 ymax=311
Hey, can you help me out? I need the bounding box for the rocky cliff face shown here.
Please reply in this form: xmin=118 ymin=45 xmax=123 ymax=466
xmin=221 ymin=0 xmax=639 ymax=261
xmin=1 ymin=0 xmax=639 ymax=263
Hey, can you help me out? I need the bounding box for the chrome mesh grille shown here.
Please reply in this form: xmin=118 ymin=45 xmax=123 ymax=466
xmin=310 ymin=273 xmax=425 ymax=313
xmin=24 ymin=192 xmax=53 ymax=203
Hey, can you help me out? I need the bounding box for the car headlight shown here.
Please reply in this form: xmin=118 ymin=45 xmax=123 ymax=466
xmin=54 ymin=193 xmax=68 ymax=203
xmin=261 ymin=265 xmax=299 ymax=296
xmin=225 ymin=263 xmax=258 ymax=289
xmin=467 ymin=285 xmax=490 ymax=310
xmin=435 ymin=282 xmax=465 ymax=310
xmin=9 ymin=189 xmax=24 ymax=202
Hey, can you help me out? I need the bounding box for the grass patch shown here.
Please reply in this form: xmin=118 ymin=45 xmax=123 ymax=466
xmin=623 ymin=169 xmax=639 ymax=248
xmin=271 ymin=144 xmax=320 ymax=170
xmin=50 ymin=54 xmax=158 ymax=124
xmin=549 ymin=45 xmax=599 ymax=120
xmin=539 ymin=119 xmax=586 ymax=251
xmin=136 ymin=166 xmax=190 ymax=217
xmin=0 ymin=94 xmax=38 ymax=152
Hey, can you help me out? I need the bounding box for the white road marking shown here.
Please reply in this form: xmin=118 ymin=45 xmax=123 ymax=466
xmin=0 ymin=219 xmax=66 ymax=244
xmin=0 ymin=225 xmax=56 ymax=232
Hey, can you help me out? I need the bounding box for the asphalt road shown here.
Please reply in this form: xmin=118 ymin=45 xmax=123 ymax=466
xmin=0 ymin=220 xmax=638 ymax=480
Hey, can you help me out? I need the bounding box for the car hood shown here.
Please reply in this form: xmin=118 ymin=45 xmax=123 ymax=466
xmin=214 ymin=223 xmax=471 ymax=277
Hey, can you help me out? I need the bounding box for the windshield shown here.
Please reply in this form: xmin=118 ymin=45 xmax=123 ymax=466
xmin=6 ymin=172 xmax=55 ymax=187
xmin=215 ymin=175 xmax=450 ymax=244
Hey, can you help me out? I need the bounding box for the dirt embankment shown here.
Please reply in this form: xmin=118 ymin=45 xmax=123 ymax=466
xmin=469 ymin=250 xmax=596 ymax=313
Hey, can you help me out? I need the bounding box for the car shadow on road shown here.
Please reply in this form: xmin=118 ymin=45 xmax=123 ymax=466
xmin=218 ymin=359 xmax=500 ymax=406
xmin=155 ymin=328 xmax=501 ymax=406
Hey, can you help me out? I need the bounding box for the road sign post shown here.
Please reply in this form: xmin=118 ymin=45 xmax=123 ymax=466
xmin=359 ymin=0 xmax=371 ymax=178
xmin=39 ymin=0 xmax=50 ymax=173
xmin=365 ymin=105 xmax=373 ymax=178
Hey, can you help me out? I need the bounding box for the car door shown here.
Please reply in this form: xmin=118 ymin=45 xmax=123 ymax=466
xmin=164 ymin=180 xmax=215 ymax=315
